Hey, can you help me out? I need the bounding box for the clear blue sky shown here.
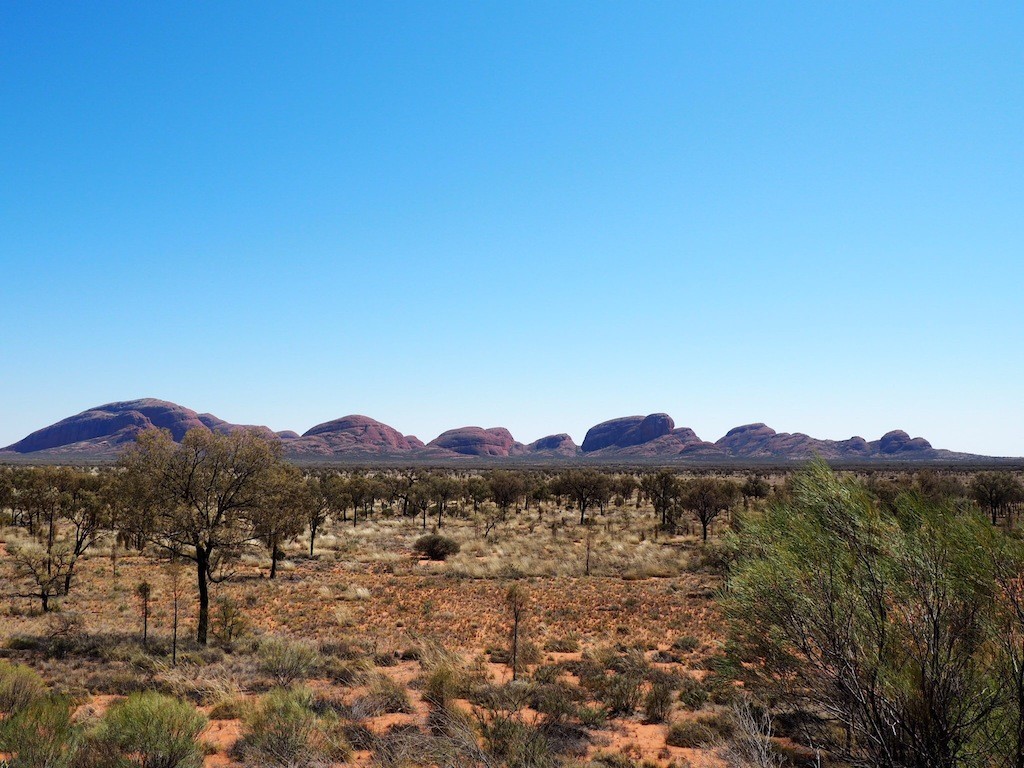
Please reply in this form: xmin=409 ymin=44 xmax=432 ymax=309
xmin=2 ymin=2 xmax=1022 ymax=455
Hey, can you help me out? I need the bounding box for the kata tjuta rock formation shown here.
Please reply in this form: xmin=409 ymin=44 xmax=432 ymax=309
xmin=0 ymin=399 xmax=1001 ymax=462
xmin=1 ymin=399 xmax=277 ymax=456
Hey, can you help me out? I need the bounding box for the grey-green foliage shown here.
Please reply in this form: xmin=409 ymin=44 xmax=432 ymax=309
xmin=235 ymin=686 xmax=350 ymax=768
xmin=726 ymin=459 xmax=1024 ymax=768
xmin=1 ymin=696 xmax=81 ymax=768
xmin=0 ymin=660 xmax=46 ymax=717
xmin=257 ymin=636 xmax=321 ymax=686
xmin=92 ymin=691 xmax=207 ymax=768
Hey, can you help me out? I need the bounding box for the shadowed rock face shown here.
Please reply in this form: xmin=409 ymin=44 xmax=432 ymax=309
xmin=286 ymin=415 xmax=418 ymax=455
xmin=2 ymin=399 xmax=275 ymax=455
xmin=877 ymin=429 xmax=933 ymax=454
xmin=715 ymin=423 xmax=934 ymax=460
xmin=428 ymin=427 xmax=525 ymax=457
xmin=527 ymin=433 xmax=580 ymax=456
xmin=608 ymin=427 xmax=720 ymax=457
xmin=581 ymin=413 xmax=676 ymax=452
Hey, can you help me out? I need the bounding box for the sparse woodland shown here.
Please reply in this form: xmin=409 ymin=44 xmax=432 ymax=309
xmin=1 ymin=427 xmax=1023 ymax=767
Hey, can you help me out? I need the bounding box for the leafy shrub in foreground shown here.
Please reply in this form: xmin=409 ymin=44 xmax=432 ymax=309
xmin=93 ymin=691 xmax=207 ymax=768
xmin=0 ymin=660 xmax=46 ymax=716
xmin=1 ymin=696 xmax=81 ymax=768
xmin=235 ymin=686 xmax=350 ymax=768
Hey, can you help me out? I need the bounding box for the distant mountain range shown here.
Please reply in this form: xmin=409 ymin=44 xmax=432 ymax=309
xmin=0 ymin=398 xmax=1012 ymax=464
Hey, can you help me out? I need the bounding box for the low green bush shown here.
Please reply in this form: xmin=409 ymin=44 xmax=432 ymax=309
xmin=413 ymin=534 xmax=461 ymax=561
xmin=354 ymin=674 xmax=413 ymax=717
xmin=0 ymin=660 xmax=46 ymax=716
xmin=665 ymin=718 xmax=715 ymax=748
xmin=94 ymin=691 xmax=207 ymax=768
xmin=235 ymin=686 xmax=350 ymax=768
xmin=1 ymin=696 xmax=81 ymax=768
xmin=258 ymin=637 xmax=321 ymax=686
xmin=644 ymin=678 xmax=675 ymax=723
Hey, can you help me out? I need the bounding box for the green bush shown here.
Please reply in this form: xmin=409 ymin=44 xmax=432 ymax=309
xmin=258 ymin=637 xmax=321 ymax=686
xmin=0 ymin=660 xmax=46 ymax=716
xmin=543 ymin=635 xmax=580 ymax=653
xmin=94 ymin=691 xmax=207 ymax=768
xmin=413 ymin=534 xmax=461 ymax=561
xmin=676 ymin=672 xmax=709 ymax=710
xmin=1 ymin=696 xmax=81 ymax=768
xmin=644 ymin=679 xmax=674 ymax=723
xmin=671 ymin=635 xmax=700 ymax=653
xmin=665 ymin=712 xmax=733 ymax=748
xmin=354 ymin=674 xmax=413 ymax=717
xmin=665 ymin=718 xmax=715 ymax=748
xmin=207 ymin=696 xmax=247 ymax=720
xmin=424 ymin=664 xmax=463 ymax=707
xmin=235 ymin=686 xmax=350 ymax=768
xmin=479 ymin=716 xmax=554 ymax=768
xmin=599 ymin=674 xmax=644 ymax=716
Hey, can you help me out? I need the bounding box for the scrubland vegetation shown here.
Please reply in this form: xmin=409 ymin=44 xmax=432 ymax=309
xmin=1 ymin=427 xmax=1023 ymax=767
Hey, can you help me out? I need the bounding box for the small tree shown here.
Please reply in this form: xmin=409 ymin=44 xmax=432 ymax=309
xmin=971 ymin=471 xmax=1024 ymax=525
xmin=120 ymin=427 xmax=282 ymax=644
xmin=166 ymin=560 xmax=184 ymax=666
xmin=8 ymin=540 xmax=73 ymax=612
xmin=304 ymin=475 xmax=331 ymax=556
xmin=555 ymin=469 xmax=611 ymax=525
xmin=136 ymin=581 xmax=152 ymax=647
xmin=253 ymin=464 xmax=309 ymax=579
xmin=428 ymin=473 xmax=461 ymax=528
xmin=506 ymin=584 xmax=529 ymax=681
xmin=726 ymin=461 xmax=1007 ymax=767
xmin=640 ymin=470 xmax=682 ymax=529
xmin=682 ymin=477 xmax=738 ymax=541
xmin=487 ymin=471 xmax=526 ymax=520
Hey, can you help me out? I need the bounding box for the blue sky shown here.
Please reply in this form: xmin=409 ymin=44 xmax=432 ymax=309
xmin=2 ymin=2 xmax=1022 ymax=455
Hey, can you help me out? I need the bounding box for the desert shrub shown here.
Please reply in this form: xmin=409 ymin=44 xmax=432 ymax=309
xmin=532 ymin=664 xmax=562 ymax=685
xmin=577 ymin=705 xmax=607 ymax=729
xmin=543 ymin=635 xmax=580 ymax=653
xmin=0 ymin=695 xmax=81 ymax=768
xmin=235 ymin=686 xmax=350 ymax=768
xmin=588 ymin=751 xmax=637 ymax=768
xmin=562 ymin=658 xmax=605 ymax=692
xmin=413 ymin=534 xmax=461 ymax=561
xmin=530 ymin=682 xmax=582 ymax=723
xmin=605 ymin=648 xmax=649 ymax=677
xmin=207 ymin=696 xmax=247 ymax=720
xmin=644 ymin=678 xmax=675 ymax=723
xmin=666 ymin=711 xmax=734 ymax=748
xmin=0 ymin=660 xmax=46 ymax=716
xmin=321 ymin=656 xmax=371 ymax=686
xmin=211 ymin=597 xmax=249 ymax=648
xmin=716 ymin=699 xmax=786 ymax=768
xmin=353 ymin=674 xmax=413 ymax=717
xmin=676 ymin=672 xmax=709 ymax=710
xmin=599 ymin=674 xmax=644 ymax=716
xmin=479 ymin=716 xmax=555 ymax=768
xmin=424 ymin=664 xmax=464 ymax=707
xmin=5 ymin=635 xmax=43 ymax=651
xmin=94 ymin=691 xmax=207 ymax=768
xmin=342 ymin=721 xmax=377 ymax=751
xmin=671 ymin=635 xmax=700 ymax=653
xmin=258 ymin=637 xmax=321 ymax=686
xmin=319 ymin=637 xmax=369 ymax=660
xmin=666 ymin=718 xmax=716 ymax=748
